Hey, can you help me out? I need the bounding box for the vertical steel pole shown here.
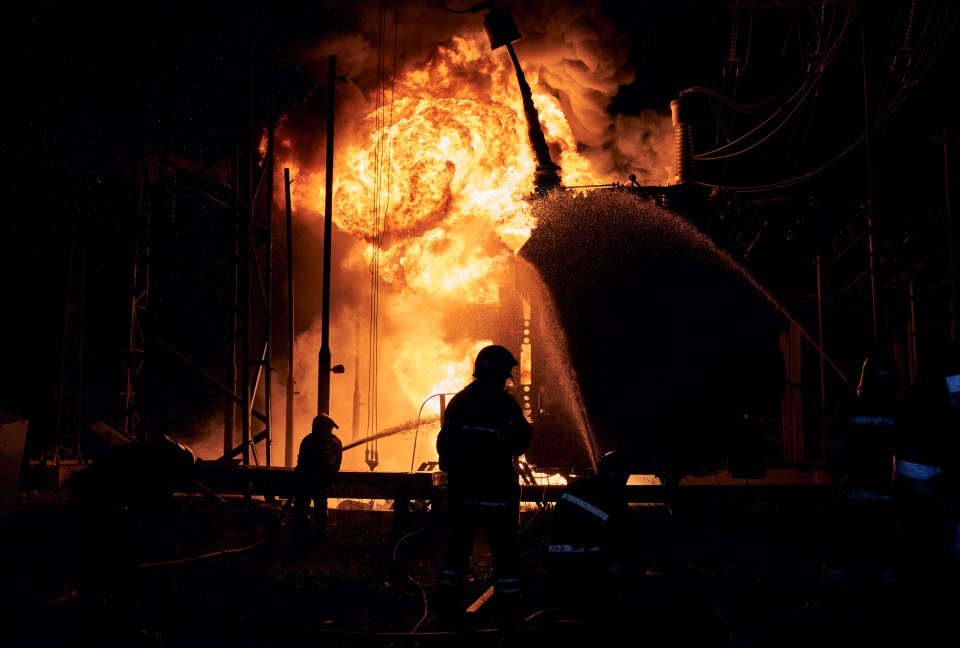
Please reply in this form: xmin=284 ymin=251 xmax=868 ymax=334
xmin=816 ymin=255 xmax=826 ymax=461
xmin=318 ymin=54 xmax=336 ymax=416
xmin=285 ymin=168 xmax=296 ymax=467
xmin=862 ymin=29 xmax=880 ymax=344
xmin=942 ymin=127 xmax=957 ymax=340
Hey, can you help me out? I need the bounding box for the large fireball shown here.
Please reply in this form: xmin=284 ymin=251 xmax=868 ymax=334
xmin=334 ymin=96 xmax=536 ymax=301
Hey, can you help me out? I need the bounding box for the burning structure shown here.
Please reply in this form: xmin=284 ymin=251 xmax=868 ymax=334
xmin=19 ymin=1 xmax=958 ymax=490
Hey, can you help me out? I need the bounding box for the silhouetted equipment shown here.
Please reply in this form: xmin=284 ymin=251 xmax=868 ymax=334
xmin=480 ymin=4 xmax=562 ymax=193
xmin=519 ymin=190 xmax=786 ymax=481
xmin=318 ymin=54 xmax=338 ymax=419
xmin=284 ymin=168 xmax=297 ymax=468
xmin=671 ymin=97 xmax=695 ymax=185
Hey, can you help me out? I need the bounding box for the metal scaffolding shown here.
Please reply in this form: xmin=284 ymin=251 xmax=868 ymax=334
xmin=122 ymin=2 xmax=277 ymax=467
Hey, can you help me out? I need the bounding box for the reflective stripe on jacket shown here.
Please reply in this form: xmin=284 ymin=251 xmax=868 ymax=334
xmin=437 ymin=379 xmax=532 ymax=504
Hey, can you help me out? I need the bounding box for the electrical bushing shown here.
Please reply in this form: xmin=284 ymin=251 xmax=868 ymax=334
xmin=671 ymin=98 xmax=694 ymax=185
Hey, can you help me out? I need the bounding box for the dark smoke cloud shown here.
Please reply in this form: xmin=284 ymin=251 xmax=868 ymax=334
xmin=278 ymin=0 xmax=663 ymax=184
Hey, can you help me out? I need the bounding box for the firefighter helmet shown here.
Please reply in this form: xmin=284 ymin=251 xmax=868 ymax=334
xmin=313 ymin=412 xmax=340 ymax=433
xmin=598 ymin=450 xmax=632 ymax=484
xmin=473 ymin=344 xmax=519 ymax=379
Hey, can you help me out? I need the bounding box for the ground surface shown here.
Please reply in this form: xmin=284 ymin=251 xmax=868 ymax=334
xmin=2 ymin=488 xmax=958 ymax=647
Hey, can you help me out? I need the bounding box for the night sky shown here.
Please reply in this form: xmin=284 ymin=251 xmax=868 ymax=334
xmin=4 ymin=1 xmax=958 ymax=459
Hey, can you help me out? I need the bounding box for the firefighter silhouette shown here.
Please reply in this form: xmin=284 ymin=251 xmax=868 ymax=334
xmin=822 ymin=352 xmax=901 ymax=591
xmin=434 ymin=344 xmax=534 ymax=625
xmin=293 ymin=413 xmax=343 ymax=546
xmin=545 ymin=449 xmax=634 ymax=621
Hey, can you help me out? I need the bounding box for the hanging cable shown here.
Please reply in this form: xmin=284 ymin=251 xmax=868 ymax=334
xmin=364 ymin=1 xmax=400 ymax=471
xmin=714 ymin=2 xmax=958 ymax=195
xmin=693 ymin=0 xmax=861 ymax=162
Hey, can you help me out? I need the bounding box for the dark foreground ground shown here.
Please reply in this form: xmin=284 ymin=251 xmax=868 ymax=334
xmin=2 ymin=486 xmax=958 ymax=647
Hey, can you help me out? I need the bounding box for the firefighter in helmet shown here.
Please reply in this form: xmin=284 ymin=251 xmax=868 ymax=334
xmin=435 ymin=344 xmax=534 ymax=625
xmin=545 ymin=449 xmax=634 ymax=620
xmin=293 ymin=413 xmax=343 ymax=546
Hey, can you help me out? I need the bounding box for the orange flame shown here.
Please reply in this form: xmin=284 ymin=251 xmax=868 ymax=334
xmin=270 ymin=18 xmax=672 ymax=472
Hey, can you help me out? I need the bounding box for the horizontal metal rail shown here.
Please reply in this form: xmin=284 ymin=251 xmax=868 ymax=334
xmin=193 ymin=465 xmax=841 ymax=506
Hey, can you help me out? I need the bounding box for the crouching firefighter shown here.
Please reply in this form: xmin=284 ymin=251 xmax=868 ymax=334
xmin=545 ymin=450 xmax=634 ymax=620
xmin=434 ymin=344 xmax=534 ymax=624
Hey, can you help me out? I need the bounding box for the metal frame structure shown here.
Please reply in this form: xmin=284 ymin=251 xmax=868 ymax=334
xmin=122 ymin=2 xmax=276 ymax=467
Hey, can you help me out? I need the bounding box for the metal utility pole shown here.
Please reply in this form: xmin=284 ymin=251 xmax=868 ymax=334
xmin=942 ymin=127 xmax=957 ymax=340
xmin=481 ymin=6 xmax=561 ymax=193
xmin=52 ymin=190 xmax=86 ymax=464
xmin=352 ymin=315 xmax=361 ymax=443
xmin=816 ymin=255 xmax=826 ymax=461
xmin=318 ymin=54 xmax=336 ymax=417
xmin=285 ymin=168 xmax=296 ymax=467
xmin=861 ymin=29 xmax=881 ymax=344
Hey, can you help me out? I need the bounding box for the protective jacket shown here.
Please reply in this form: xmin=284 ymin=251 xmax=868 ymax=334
xmin=434 ymin=376 xmax=533 ymax=616
xmin=293 ymin=426 xmax=343 ymax=543
xmin=548 ymin=474 xmax=631 ymax=575
xmin=437 ymin=378 xmax=532 ymax=505
xmin=822 ymin=356 xmax=902 ymax=584
xmin=831 ymin=392 xmax=901 ymax=491
xmin=295 ymin=430 xmax=343 ymax=484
